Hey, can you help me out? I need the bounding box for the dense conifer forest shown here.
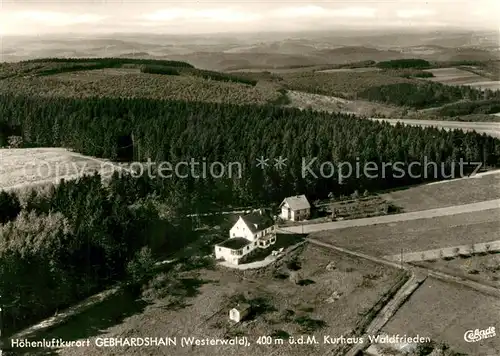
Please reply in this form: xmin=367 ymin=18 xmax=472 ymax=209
xmin=436 ymin=99 xmax=500 ymax=117
xmin=357 ymin=82 xmax=500 ymax=109
xmin=1 ymin=93 xmax=499 ymax=206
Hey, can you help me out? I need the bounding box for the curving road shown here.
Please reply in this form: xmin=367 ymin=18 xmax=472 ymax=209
xmin=369 ymin=118 xmax=500 ymax=138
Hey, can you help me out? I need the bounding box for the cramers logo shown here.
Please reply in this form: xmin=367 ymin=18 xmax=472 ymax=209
xmin=464 ymin=327 xmax=496 ymax=342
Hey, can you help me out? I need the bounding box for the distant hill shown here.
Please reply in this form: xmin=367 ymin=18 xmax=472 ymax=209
xmin=2 ymin=30 xmax=498 ymax=70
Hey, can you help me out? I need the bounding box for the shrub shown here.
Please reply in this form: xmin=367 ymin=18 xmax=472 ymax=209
xmin=7 ymin=135 xmax=23 ymax=148
xmin=141 ymin=65 xmax=180 ymax=76
xmin=126 ymin=246 xmax=156 ymax=284
xmin=271 ymin=330 xmax=290 ymax=339
xmin=294 ymin=316 xmax=327 ymax=333
xmin=0 ymin=191 xmax=22 ymax=224
xmin=287 ymin=258 xmax=302 ymax=271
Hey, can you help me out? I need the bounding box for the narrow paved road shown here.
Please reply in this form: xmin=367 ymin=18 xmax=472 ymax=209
xmin=369 ymin=118 xmax=500 ymax=138
xmin=280 ymin=198 xmax=500 ymax=234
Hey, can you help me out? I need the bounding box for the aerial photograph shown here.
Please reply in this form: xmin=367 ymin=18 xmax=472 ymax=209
xmin=0 ymin=0 xmax=499 ymax=355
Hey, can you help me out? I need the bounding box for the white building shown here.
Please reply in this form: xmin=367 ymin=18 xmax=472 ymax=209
xmin=229 ymin=303 xmax=251 ymax=323
xmin=215 ymin=211 xmax=276 ymax=265
xmin=279 ymin=195 xmax=311 ymax=221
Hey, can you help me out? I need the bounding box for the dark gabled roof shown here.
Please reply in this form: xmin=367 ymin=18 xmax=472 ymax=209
xmin=217 ymin=237 xmax=252 ymax=250
xmin=240 ymin=212 xmax=274 ymax=233
xmin=280 ymin=194 xmax=310 ymax=210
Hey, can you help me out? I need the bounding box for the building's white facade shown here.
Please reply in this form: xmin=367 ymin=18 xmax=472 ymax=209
xmin=229 ymin=217 xmax=255 ymax=240
xmin=279 ymin=195 xmax=311 ymax=221
xmin=229 ymin=304 xmax=251 ymax=323
xmin=215 ymin=214 xmax=276 ymax=265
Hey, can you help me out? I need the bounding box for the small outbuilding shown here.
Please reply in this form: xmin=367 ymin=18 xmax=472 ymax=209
xmin=279 ymin=194 xmax=311 ymax=221
xmin=229 ymin=303 xmax=251 ymax=323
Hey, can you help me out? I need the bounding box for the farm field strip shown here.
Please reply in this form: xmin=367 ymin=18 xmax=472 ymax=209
xmin=309 ymin=238 xmax=500 ymax=298
xmin=311 ymin=208 xmax=500 ymax=257
xmin=423 ymin=67 xmax=487 ymax=84
xmin=382 ymin=277 xmax=500 ymax=356
xmin=382 ymin=171 xmax=500 ymax=212
xmin=422 ymin=67 xmax=500 ymax=90
xmin=281 ymin=198 xmax=500 ymax=234
xmin=384 ymin=240 xmax=500 ymax=262
xmin=316 ymin=67 xmax=381 ymax=73
xmin=415 ymin=253 xmax=500 ymax=290
xmin=425 ymin=168 xmax=500 ymax=185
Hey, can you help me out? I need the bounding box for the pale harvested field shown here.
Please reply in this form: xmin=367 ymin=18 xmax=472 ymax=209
xmin=50 ymin=244 xmax=403 ymax=356
xmin=311 ymin=208 xmax=500 ymax=257
xmin=383 ymin=278 xmax=500 ymax=356
xmin=416 ymin=252 xmax=500 ymax=287
xmin=317 ymin=67 xmax=381 ymax=73
xmin=286 ymin=90 xmax=403 ymax=117
xmin=0 ymin=148 xmax=119 ymax=191
xmin=424 ymin=67 xmax=487 ymax=85
xmin=423 ymin=67 xmax=500 ymax=90
xmin=382 ymin=171 xmax=500 ymax=212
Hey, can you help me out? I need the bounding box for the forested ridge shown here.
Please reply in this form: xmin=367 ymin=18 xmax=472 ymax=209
xmin=1 ymin=94 xmax=500 ymax=206
xmin=357 ymin=82 xmax=500 ymax=109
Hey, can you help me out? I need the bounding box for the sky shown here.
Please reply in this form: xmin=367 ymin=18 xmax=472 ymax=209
xmin=0 ymin=0 xmax=498 ymax=35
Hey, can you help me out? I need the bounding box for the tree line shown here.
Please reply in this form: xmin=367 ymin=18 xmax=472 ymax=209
xmin=22 ymin=57 xmax=195 ymax=68
xmin=376 ymin=59 xmax=431 ymax=69
xmin=358 ymin=82 xmax=500 ymax=109
xmin=0 ymin=173 xmax=194 ymax=335
xmin=436 ymin=99 xmax=500 ymax=117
